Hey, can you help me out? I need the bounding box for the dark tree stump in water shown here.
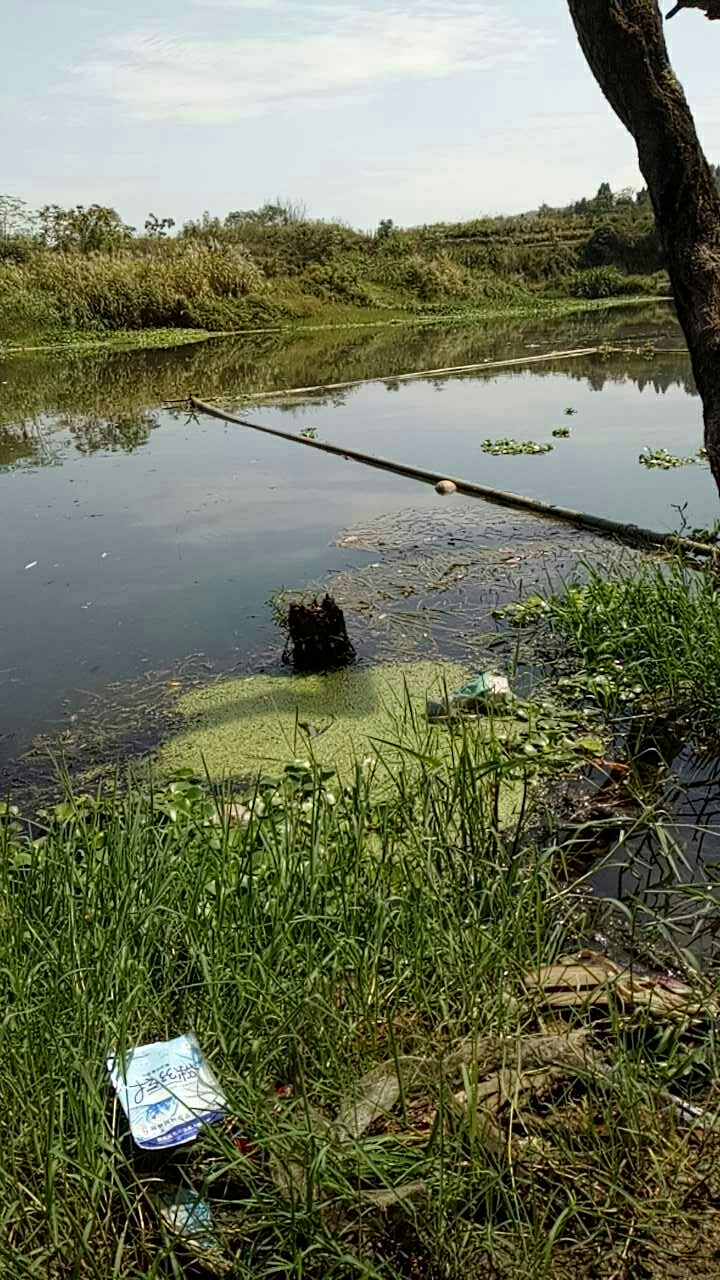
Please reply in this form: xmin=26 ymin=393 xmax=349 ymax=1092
xmin=283 ymin=595 xmax=356 ymax=672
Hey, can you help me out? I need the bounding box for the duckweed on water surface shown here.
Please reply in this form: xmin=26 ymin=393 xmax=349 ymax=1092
xmin=160 ymin=661 xmax=469 ymax=782
xmin=159 ymin=660 xmax=540 ymax=828
xmin=159 ymin=659 xmax=613 ymax=830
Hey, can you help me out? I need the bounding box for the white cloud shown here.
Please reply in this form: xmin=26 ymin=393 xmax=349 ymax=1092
xmin=74 ymin=1 xmax=549 ymax=124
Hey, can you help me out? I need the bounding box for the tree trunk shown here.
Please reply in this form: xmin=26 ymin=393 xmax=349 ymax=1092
xmin=567 ymin=0 xmax=720 ymax=494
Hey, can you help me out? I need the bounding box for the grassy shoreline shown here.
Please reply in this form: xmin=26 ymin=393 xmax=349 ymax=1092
xmin=1 ymin=194 xmax=672 ymax=355
xmin=3 ymin=559 xmax=720 ymax=1277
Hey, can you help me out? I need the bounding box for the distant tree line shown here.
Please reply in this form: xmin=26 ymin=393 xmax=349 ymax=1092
xmin=2 ymin=174 xmax=718 ymax=261
xmin=532 ymin=171 xmax=720 ymax=219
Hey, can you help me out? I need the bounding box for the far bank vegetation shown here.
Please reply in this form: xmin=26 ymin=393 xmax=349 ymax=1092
xmin=3 ymin=177 xmax=717 ymax=341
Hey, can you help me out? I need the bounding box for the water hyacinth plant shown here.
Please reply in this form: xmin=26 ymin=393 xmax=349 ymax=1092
xmin=638 ymin=446 xmax=704 ymax=469
xmin=481 ymin=437 xmax=553 ymax=456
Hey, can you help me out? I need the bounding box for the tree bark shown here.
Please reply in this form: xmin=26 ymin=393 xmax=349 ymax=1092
xmin=567 ymin=0 xmax=720 ymax=494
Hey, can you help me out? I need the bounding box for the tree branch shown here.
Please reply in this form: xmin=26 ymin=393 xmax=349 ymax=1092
xmin=667 ymin=2 xmax=720 ymax=19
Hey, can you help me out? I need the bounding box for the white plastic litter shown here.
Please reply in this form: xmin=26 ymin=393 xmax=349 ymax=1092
xmin=107 ymin=1032 xmax=226 ymax=1150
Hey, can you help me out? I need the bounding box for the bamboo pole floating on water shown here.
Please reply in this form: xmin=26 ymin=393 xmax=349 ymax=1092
xmin=165 ymin=345 xmax=685 ymax=409
xmin=163 ymin=347 xmax=608 ymax=408
xmin=189 ymin=395 xmax=715 ymax=560
xmin=235 ymin=347 xmax=602 ymax=401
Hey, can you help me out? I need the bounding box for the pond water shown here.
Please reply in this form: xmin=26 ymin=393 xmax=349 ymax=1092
xmin=1 ymin=301 xmax=716 ymax=772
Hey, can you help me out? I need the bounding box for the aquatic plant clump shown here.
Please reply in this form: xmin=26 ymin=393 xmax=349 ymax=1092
xmin=494 ymin=594 xmax=552 ymax=626
xmin=638 ymin=446 xmax=697 ymax=469
xmin=552 ymin=427 xmax=571 ymax=438
xmin=521 ymin=564 xmax=720 ymax=732
xmin=481 ymin=437 xmax=553 ymax=456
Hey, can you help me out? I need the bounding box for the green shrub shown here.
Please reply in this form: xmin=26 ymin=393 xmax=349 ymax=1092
xmin=581 ymin=221 xmax=664 ymax=274
xmin=0 ymin=247 xmax=269 ymax=338
xmin=300 ymin=260 xmax=374 ymax=306
xmin=566 ymin=266 xmax=628 ymax=298
xmin=377 ymin=251 xmax=474 ymax=302
xmin=0 ymin=236 xmax=35 ymax=265
xmin=0 ymin=263 xmax=66 ymax=338
xmin=619 ymin=273 xmax=658 ymax=296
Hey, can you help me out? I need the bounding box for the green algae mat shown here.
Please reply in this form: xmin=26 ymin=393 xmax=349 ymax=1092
xmin=158 ymin=660 xmax=605 ymax=832
xmin=161 ymin=661 xmax=478 ymax=782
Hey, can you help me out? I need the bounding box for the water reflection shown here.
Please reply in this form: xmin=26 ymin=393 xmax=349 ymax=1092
xmin=0 ymin=301 xmax=710 ymax=783
xmin=269 ymin=353 xmax=698 ymax=417
xmin=0 ymin=301 xmax=684 ymax=468
xmin=66 ymin=411 xmax=160 ymax=455
xmin=0 ymin=431 xmax=36 ymax=470
xmin=592 ymin=748 xmax=720 ymax=962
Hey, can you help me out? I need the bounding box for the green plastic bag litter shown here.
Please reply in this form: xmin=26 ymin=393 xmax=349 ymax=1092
xmin=426 ymin=672 xmax=512 ymax=722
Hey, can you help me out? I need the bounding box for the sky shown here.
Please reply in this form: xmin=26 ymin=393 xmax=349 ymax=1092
xmin=3 ymin=0 xmax=720 ymax=230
